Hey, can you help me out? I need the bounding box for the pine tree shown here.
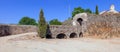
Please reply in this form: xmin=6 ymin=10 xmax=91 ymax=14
xmin=38 ymin=9 xmax=47 ymax=38
xmin=95 ymin=5 xmax=99 ymax=14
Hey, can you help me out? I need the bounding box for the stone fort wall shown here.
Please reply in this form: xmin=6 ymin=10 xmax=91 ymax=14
xmin=0 ymin=13 xmax=120 ymax=38
xmin=0 ymin=24 xmax=83 ymax=38
xmin=0 ymin=25 xmax=37 ymax=37
xmin=85 ymin=13 xmax=120 ymax=38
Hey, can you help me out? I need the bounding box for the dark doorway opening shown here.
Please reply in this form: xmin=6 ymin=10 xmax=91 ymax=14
xmin=77 ymin=18 xmax=83 ymax=26
xmin=69 ymin=33 xmax=77 ymax=38
xmin=79 ymin=32 xmax=83 ymax=37
xmin=56 ymin=33 xmax=67 ymax=39
xmin=46 ymin=25 xmax=52 ymax=39
xmin=46 ymin=34 xmax=52 ymax=39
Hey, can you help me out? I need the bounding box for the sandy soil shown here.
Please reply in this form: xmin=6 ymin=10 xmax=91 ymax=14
xmin=0 ymin=32 xmax=120 ymax=52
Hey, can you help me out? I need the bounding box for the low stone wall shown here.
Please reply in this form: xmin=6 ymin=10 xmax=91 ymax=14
xmin=0 ymin=25 xmax=37 ymax=37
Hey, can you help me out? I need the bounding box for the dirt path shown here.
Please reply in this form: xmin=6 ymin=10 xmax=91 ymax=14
xmin=0 ymin=32 xmax=120 ymax=52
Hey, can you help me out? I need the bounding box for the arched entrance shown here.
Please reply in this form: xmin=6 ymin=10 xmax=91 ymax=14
xmin=77 ymin=18 xmax=83 ymax=26
xmin=79 ymin=32 xmax=83 ymax=37
xmin=56 ymin=33 xmax=67 ymax=39
xmin=69 ymin=33 xmax=77 ymax=38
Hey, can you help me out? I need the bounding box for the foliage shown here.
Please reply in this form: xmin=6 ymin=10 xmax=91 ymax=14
xmin=72 ymin=7 xmax=92 ymax=17
xmin=49 ymin=19 xmax=62 ymax=25
xmin=95 ymin=5 xmax=99 ymax=14
xmin=85 ymin=9 xmax=92 ymax=13
xmin=72 ymin=7 xmax=84 ymax=17
xmin=19 ymin=17 xmax=37 ymax=25
xmin=38 ymin=9 xmax=47 ymax=38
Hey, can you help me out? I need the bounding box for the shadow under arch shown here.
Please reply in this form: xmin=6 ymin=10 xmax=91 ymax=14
xmin=77 ymin=18 xmax=83 ymax=26
xmin=46 ymin=25 xmax=52 ymax=39
xmin=69 ymin=32 xmax=77 ymax=38
xmin=56 ymin=33 xmax=67 ymax=39
xmin=79 ymin=32 xmax=83 ymax=37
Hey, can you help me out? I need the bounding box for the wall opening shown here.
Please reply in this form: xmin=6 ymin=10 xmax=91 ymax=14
xmin=79 ymin=32 xmax=83 ymax=37
xmin=77 ymin=18 xmax=83 ymax=26
xmin=69 ymin=33 xmax=77 ymax=38
xmin=56 ymin=33 xmax=67 ymax=39
xmin=46 ymin=34 xmax=52 ymax=39
xmin=46 ymin=25 xmax=52 ymax=39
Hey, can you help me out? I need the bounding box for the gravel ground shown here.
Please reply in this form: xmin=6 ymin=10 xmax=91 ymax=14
xmin=0 ymin=32 xmax=120 ymax=52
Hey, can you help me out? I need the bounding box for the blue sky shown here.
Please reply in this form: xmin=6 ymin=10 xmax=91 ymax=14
xmin=0 ymin=0 xmax=120 ymax=24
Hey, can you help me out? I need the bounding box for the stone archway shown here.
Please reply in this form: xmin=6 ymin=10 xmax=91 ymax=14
xmin=79 ymin=32 xmax=83 ymax=37
xmin=77 ymin=18 xmax=83 ymax=26
xmin=69 ymin=33 xmax=77 ymax=38
xmin=56 ymin=33 xmax=67 ymax=39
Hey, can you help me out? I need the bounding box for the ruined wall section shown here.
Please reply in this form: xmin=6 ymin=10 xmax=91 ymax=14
xmin=0 ymin=25 xmax=37 ymax=37
xmin=10 ymin=25 xmax=37 ymax=35
xmin=0 ymin=25 xmax=11 ymax=36
xmin=86 ymin=13 xmax=120 ymax=38
xmin=49 ymin=25 xmax=80 ymax=38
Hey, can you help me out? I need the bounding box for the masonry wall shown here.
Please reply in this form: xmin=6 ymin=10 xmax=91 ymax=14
xmin=0 ymin=25 xmax=37 ymax=37
xmin=85 ymin=14 xmax=120 ymax=38
xmin=48 ymin=25 xmax=81 ymax=38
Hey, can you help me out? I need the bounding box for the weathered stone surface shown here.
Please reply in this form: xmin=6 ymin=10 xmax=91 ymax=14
xmin=85 ymin=13 xmax=120 ymax=38
xmin=48 ymin=25 xmax=81 ymax=38
xmin=9 ymin=25 xmax=37 ymax=35
xmin=0 ymin=25 xmax=37 ymax=37
xmin=0 ymin=25 xmax=11 ymax=37
xmin=62 ymin=13 xmax=120 ymax=38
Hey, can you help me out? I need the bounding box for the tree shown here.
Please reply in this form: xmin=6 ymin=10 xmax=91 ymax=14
xmin=72 ymin=7 xmax=92 ymax=17
xmin=38 ymin=9 xmax=47 ymax=38
xmin=95 ymin=5 xmax=99 ymax=14
xmin=72 ymin=7 xmax=84 ymax=17
xmin=49 ymin=19 xmax=62 ymax=25
xmin=19 ymin=17 xmax=37 ymax=25
xmin=85 ymin=9 xmax=92 ymax=13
